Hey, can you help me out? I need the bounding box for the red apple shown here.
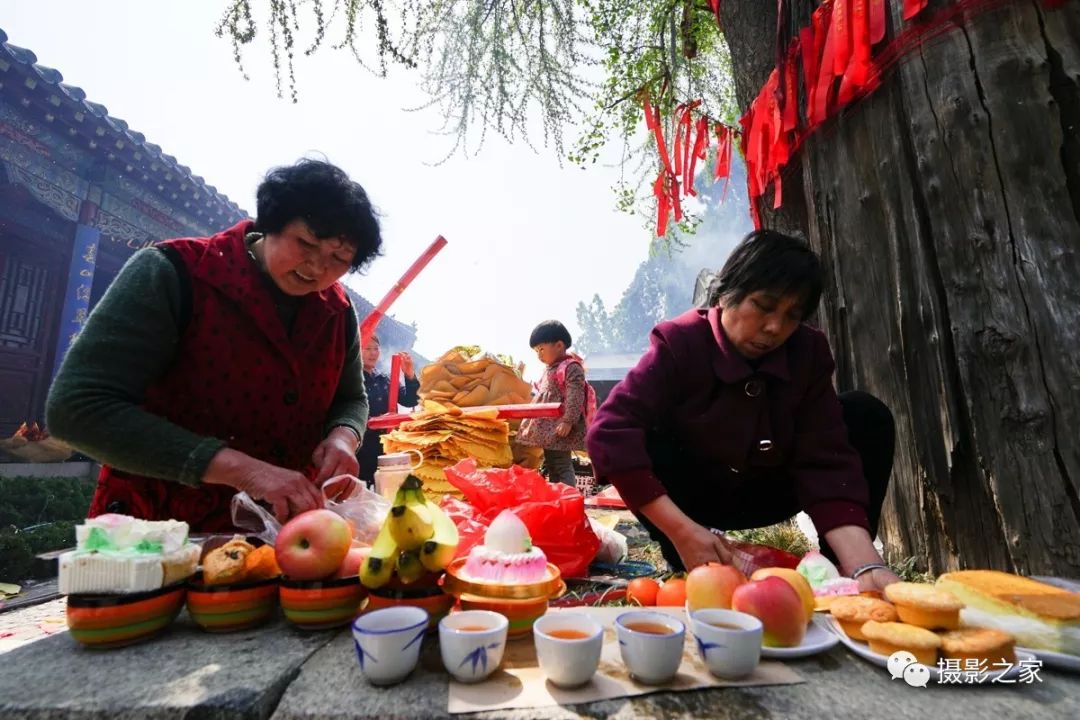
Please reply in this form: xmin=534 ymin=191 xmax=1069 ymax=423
xmin=686 ymin=562 xmax=747 ymax=612
xmin=731 ymin=576 xmax=808 ymax=647
xmin=275 ymin=509 xmax=352 ymax=581
xmin=750 ymin=567 xmax=815 ymax=622
xmin=332 ymin=545 xmax=371 ymax=579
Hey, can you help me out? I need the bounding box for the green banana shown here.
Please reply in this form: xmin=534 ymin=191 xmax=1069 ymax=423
xmin=395 ymin=549 xmax=425 ymax=584
xmin=388 ymin=475 xmax=434 ymax=550
xmin=359 ymin=520 xmax=399 ymax=589
xmin=419 ymin=499 xmax=460 ymax=573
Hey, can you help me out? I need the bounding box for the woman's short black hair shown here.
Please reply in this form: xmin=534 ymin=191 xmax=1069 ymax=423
xmin=529 ymin=320 xmax=572 ymax=348
xmin=254 ymin=158 xmax=382 ymax=271
xmin=710 ymin=230 xmax=823 ymax=317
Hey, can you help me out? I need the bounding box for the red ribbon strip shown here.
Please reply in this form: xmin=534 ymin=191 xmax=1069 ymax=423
xmin=904 ymin=0 xmax=929 ymax=20
xmin=870 ymin=0 xmax=886 ymax=44
xmin=833 ymin=0 xmax=852 ymax=77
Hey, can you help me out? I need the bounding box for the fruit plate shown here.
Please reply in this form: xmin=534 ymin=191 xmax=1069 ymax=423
xmin=821 ymin=615 xmax=1037 ymax=684
xmin=1016 ymin=646 xmax=1080 ymax=673
xmin=760 ymin=616 xmax=840 ymax=659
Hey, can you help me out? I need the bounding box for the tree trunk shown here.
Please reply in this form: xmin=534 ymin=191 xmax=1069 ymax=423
xmin=722 ymin=0 xmax=1080 ymax=576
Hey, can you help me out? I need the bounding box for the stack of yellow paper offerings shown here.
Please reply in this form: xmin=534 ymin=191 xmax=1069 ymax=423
xmin=381 ymin=401 xmax=512 ymax=499
xmin=418 ymin=348 xmax=531 ymax=407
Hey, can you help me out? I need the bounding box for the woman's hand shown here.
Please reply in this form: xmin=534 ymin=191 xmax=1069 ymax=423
xmin=398 ymin=352 xmax=416 ymax=380
xmin=554 ymin=421 xmax=572 ymax=438
xmin=312 ymin=427 xmax=360 ymax=484
xmin=203 ymin=448 xmax=323 ymax=522
xmin=857 ymin=567 xmax=901 ymax=594
xmin=823 ymin=524 xmax=900 ymax=593
xmin=670 ymin=522 xmax=734 ymax=570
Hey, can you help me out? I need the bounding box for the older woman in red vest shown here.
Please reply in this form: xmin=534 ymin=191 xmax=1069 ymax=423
xmin=47 ymin=159 xmax=379 ymax=531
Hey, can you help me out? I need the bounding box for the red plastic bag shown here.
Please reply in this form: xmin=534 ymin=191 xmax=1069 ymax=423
xmin=712 ymin=530 xmax=801 ymax=576
xmin=441 ymin=459 xmax=601 ymax=579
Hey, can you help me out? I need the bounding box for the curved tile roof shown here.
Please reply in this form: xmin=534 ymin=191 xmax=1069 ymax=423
xmin=0 ymin=27 xmax=246 ymax=220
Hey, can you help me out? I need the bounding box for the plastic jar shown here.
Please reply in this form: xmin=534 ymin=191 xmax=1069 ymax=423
xmin=374 ymin=450 xmax=423 ymax=499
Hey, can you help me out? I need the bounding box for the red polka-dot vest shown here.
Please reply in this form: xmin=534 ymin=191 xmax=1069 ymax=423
xmin=88 ymin=220 xmax=350 ymax=531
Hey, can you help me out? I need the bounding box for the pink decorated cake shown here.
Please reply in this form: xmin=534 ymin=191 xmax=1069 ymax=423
xmin=463 ymin=510 xmax=548 ymax=584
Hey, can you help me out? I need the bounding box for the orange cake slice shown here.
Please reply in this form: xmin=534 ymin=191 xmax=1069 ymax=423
xmin=936 ymin=571 xmax=1080 ymax=655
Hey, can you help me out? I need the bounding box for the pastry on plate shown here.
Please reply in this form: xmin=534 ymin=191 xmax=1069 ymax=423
xmin=939 ymin=628 xmax=1016 ymax=666
xmin=861 ymin=620 xmax=942 ymax=666
xmin=829 ymin=595 xmax=898 ymax=641
xmin=885 ymin=581 xmax=964 ymax=630
xmin=936 ymin=570 xmax=1080 ymax=656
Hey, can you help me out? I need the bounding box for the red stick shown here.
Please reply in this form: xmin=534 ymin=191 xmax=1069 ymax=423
xmin=388 ymin=353 xmax=402 ymax=412
xmin=366 ymin=402 xmax=562 ymax=430
xmin=360 ymin=236 xmax=448 ymax=347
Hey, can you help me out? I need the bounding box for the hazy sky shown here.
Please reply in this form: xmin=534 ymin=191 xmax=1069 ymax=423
xmin=5 ymin=1 xmax=726 ymax=380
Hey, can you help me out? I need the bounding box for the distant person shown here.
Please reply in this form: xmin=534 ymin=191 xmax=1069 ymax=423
xmin=358 ymin=334 xmax=420 ymax=482
xmin=518 ymin=320 xmax=588 ymax=487
xmin=586 ymin=230 xmax=900 ymax=592
xmin=47 ymin=159 xmax=379 ymax=529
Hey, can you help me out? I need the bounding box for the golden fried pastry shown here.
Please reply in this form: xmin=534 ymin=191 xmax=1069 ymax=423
xmin=885 ymin=582 xmax=964 ymax=630
xmin=939 ymin=628 xmax=1016 ymax=666
xmin=862 ymin=621 xmax=942 ymax=666
xmin=203 ymin=537 xmax=254 ymax=585
xmin=830 ymin=596 xmax=899 ymax=641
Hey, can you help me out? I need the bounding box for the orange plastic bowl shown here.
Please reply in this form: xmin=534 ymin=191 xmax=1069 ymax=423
xmin=364 ymin=585 xmax=454 ymax=631
xmin=66 ymin=584 xmax=186 ymax=649
xmin=186 ymin=572 xmax=280 ymax=632
xmin=279 ymin=576 xmax=367 ymax=630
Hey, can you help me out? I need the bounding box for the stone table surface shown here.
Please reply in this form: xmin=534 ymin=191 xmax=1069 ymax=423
xmin=0 ymin=605 xmax=1077 ymax=720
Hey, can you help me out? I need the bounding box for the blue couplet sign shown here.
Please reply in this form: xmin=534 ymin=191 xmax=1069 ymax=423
xmin=50 ymin=223 xmax=100 ymax=380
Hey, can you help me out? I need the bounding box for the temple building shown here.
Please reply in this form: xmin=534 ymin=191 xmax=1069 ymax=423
xmin=0 ymin=28 xmax=420 ymax=437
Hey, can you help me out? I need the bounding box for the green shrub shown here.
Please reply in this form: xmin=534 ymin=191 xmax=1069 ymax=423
xmin=0 ymin=530 xmax=34 ymax=582
xmin=0 ymin=476 xmax=95 ymax=527
xmin=0 ymin=476 xmax=91 ymax=582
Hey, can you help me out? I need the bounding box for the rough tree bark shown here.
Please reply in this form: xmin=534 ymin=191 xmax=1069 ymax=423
xmin=721 ymin=0 xmax=1080 ymax=576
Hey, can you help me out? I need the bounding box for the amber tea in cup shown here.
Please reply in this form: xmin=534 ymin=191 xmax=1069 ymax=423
xmin=457 ymin=625 xmax=491 ymax=632
xmin=546 ymin=629 xmax=590 ymax=640
xmin=708 ymin=622 xmax=743 ymax=630
xmin=622 ymin=621 xmax=676 ymax=635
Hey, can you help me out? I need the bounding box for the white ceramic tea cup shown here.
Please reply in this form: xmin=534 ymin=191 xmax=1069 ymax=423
xmin=690 ymin=608 xmax=763 ymax=679
xmin=352 ymin=606 xmax=429 ymax=686
xmin=439 ymin=610 xmax=509 ymax=683
xmin=614 ymin=610 xmax=686 ymax=685
xmin=533 ymin=613 xmax=604 ymax=688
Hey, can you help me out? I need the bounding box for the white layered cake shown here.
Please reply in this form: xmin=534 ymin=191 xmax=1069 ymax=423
xmin=462 ymin=510 xmax=548 ymax=585
xmin=59 ymin=514 xmax=200 ymax=594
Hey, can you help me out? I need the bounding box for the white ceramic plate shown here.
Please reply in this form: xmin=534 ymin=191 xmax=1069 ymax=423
xmin=760 ymin=616 xmax=840 ymax=659
xmin=1017 ymin=646 xmax=1080 ymax=673
xmin=821 ymin=616 xmax=1036 ymax=684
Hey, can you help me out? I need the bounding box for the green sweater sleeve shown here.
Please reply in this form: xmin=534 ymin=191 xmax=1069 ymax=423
xmin=45 ymin=248 xmax=225 ymax=487
xmin=323 ymin=297 xmax=370 ymax=440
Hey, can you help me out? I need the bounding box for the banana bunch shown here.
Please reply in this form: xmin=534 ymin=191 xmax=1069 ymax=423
xmin=359 ymin=475 xmax=460 ymax=589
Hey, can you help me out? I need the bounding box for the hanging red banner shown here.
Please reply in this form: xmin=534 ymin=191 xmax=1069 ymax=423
xmin=904 ymin=0 xmax=929 ymax=20
xmin=832 ymin=0 xmax=852 ymax=77
xmin=783 ymin=41 xmax=800 ymax=132
xmin=870 ymin=0 xmax=886 ymax=43
xmin=811 ymin=2 xmax=837 ymax=127
xmin=687 ymin=116 xmax=709 ymax=196
xmin=850 ymin=0 xmax=872 ymax=83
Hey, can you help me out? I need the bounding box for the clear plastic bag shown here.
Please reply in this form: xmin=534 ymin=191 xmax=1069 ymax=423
xmin=320 ymin=475 xmax=391 ymax=547
xmin=230 ymin=491 xmax=282 ymax=546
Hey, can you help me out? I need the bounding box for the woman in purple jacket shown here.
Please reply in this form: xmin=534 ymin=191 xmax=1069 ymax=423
xmin=586 ymin=230 xmax=900 ymax=592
